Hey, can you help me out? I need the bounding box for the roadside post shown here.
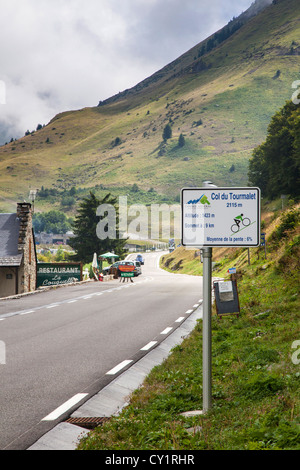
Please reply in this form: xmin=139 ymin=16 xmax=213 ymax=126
xmin=260 ymin=232 xmax=267 ymax=259
xmin=181 ymin=185 xmax=260 ymax=413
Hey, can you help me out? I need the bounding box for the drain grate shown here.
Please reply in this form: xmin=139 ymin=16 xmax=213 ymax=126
xmin=66 ymin=417 xmax=110 ymax=429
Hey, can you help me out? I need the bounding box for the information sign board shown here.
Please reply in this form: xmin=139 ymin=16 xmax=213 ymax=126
xmin=181 ymin=187 xmax=260 ymax=247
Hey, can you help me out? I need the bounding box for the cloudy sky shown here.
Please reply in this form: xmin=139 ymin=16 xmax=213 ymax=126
xmin=0 ymin=0 xmax=255 ymax=143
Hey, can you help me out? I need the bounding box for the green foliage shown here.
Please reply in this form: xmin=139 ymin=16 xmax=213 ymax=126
xmin=111 ymin=137 xmax=121 ymax=147
xmin=68 ymin=192 xmax=126 ymax=264
xmin=248 ymin=100 xmax=300 ymax=199
xmin=178 ymin=133 xmax=185 ymax=148
xmin=162 ymin=123 xmax=172 ymax=142
xmin=238 ymin=373 xmax=285 ymax=400
xmin=33 ymin=210 xmax=73 ymax=234
xmin=271 ymin=207 xmax=300 ymax=242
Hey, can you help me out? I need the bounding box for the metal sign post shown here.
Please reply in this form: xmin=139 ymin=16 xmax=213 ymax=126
xmin=202 ymin=246 xmax=212 ymax=412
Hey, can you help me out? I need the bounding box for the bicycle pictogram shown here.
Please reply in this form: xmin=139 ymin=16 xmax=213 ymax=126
xmin=231 ymin=214 xmax=251 ymax=233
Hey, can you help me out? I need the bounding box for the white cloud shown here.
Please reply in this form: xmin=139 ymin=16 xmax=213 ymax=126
xmin=0 ymin=0 xmax=253 ymax=142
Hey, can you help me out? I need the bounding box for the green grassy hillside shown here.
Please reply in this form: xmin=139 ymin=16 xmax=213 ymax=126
xmin=0 ymin=0 xmax=299 ymax=212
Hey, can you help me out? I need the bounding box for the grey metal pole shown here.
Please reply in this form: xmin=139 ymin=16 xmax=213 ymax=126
xmin=202 ymin=246 xmax=212 ymax=413
xmin=200 ymin=181 xmax=217 ymax=413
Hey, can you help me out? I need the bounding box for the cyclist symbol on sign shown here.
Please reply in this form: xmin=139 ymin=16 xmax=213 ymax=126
xmin=231 ymin=214 xmax=251 ymax=233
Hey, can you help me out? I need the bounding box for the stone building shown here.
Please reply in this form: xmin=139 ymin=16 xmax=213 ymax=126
xmin=0 ymin=203 xmax=37 ymax=298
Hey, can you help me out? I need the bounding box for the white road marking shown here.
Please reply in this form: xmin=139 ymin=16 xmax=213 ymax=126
xmin=106 ymin=360 xmax=133 ymax=375
xmin=3 ymin=278 xmax=148 ymax=320
xmin=185 ymin=309 xmax=193 ymax=314
xmin=160 ymin=327 xmax=173 ymax=335
xmin=140 ymin=341 xmax=157 ymax=351
xmin=193 ymin=304 xmax=199 ymax=308
xmin=175 ymin=317 xmax=185 ymax=323
xmin=42 ymin=393 xmax=88 ymax=421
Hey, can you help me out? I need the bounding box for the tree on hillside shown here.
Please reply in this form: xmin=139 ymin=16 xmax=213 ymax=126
xmin=33 ymin=210 xmax=73 ymax=234
xmin=163 ymin=123 xmax=172 ymax=142
xmin=248 ymin=100 xmax=300 ymax=199
xmin=178 ymin=133 xmax=185 ymax=148
xmin=69 ymin=192 xmax=126 ymax=264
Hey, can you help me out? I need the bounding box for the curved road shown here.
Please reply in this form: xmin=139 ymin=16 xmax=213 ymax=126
xmin=0 ymin=252 xmax=203 ymax=450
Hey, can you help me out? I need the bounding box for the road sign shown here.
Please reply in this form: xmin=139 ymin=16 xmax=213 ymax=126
xmin=120 ymin=272 xmax=134 ymax=278
xmin=228 ymin=267 xmax=237 ymax=274
xmin=181 ymin=187 xmax=260 ymax=247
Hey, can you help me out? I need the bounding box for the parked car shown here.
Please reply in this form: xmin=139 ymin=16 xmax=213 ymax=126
xmin=136 ymin=254 xmax=144 ymax=265
xmin=102 ymin=260 xmax=123 ymax=275
xmin=133 ymin=260 xmax=142 ymax=276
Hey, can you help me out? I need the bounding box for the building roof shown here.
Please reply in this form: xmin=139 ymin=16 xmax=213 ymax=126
xmin=0 ymin=213 xmax=23 ymax=266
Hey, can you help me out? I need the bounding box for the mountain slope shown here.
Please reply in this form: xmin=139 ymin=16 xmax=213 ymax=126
xmin=0 ymin=0 xmax=299 ymax=212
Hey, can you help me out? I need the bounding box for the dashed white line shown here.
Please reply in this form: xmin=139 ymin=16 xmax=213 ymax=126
xmin=140 ymin=341 xmax=157 ymax=351
xmin=42 ymin=393 xmax=88 ymax=421
xmin=20 ymin=310 xmax=34 ymax=316
xmin=106 ymin=360 xmax=133 ymax=375
xmin=160 ymin=327 xmax=173 ymax=335
xmin=175 ymin=317 xmax=185 ymax=323
xmin=46 ymin=304 xmax=59 ymax=309
xmin=67 ymin=300 xmax=77 ymax=304
xmin=193 ymin=304 xmax=199 ymax=308
xmin=185 ymin=309 xmax=193 ymax=314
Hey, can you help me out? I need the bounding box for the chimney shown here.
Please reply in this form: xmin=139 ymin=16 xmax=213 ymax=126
xmin=17 ymin=202 xmax=32 ymax=252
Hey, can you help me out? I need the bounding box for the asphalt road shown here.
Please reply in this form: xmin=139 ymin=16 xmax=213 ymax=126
xmin=0 ymin=252 xmax=203 ymax=450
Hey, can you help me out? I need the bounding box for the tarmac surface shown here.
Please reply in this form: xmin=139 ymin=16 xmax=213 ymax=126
xmin=28 ymin=304 xmax=203 ymax=450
